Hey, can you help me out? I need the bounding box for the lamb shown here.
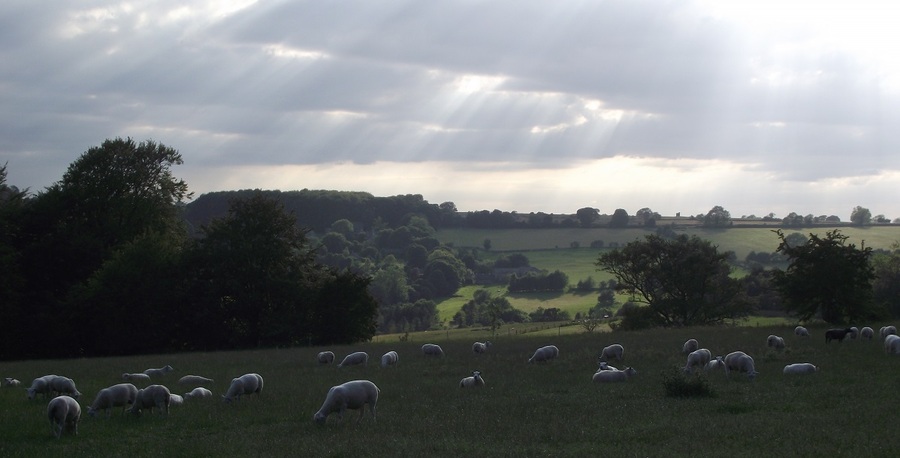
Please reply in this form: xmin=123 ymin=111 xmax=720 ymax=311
xmin=596 ymin=359 xmax=619 ymax=372
xmin=338 ymin=351 xmax=369 ymax=368
xmin=4 ymin=377 xmax=21 ymax=387
xmin=313 ymin=380 xmax=380 ymax=425
xmin=794 ymin=326 xmax=810 ymax=337
xmin=600 ymin=343 xmax=625 ymax=361
xmin=177 ymin=375 xmax=214 ymax=386
xmin=528 ymin=345 xmax=559 ymax=363
xmin=169 ymin=394 xmax=184 ymax=406
xmin=143 ymin=365 xmax=174 ymax=378
xmin=49 ymin=376 xmax=81 ymax=399
xmin=317 ymin=351 xmax=335 ymax=365
xmin=459 ymin=370 xmax=486 ymax=388
xmin=47 ymin=395 xmax=80 ymax=439
xmin=766 ymin=335 xmax=786 ymax=350
xmin=783 ymin=363 xmax=819 ymax=375
xmin=473 ymin=341 xmax=492 ymax=354
xmin=222 ymin=373 xmax=264 ymax=403
xmin=422 ymin=344 xmax=444 ymax=357
xmin=884 ymin=334 xmax=900 ymax=354
xmin=380 ymin=351 xmax=399 ymax=368
xmin=26 ymin=374 xmax=57 ymax=400
xmin=87 ymin=383 xmax=138 ymax=418
xmin=880 ymin=325 xmax=897 ymax=339
xmin=122 ymin=373 xmax=152 ymax=384
xmin=129 ymin=384 xmax=171 ymax=416
xmin=683 ymin=349 xmax=712 ymax=374
xmin=860 ymin=326 xmax=875 ymax=340
xmin=184 ymin=387 xmax=213 ymax=400
xmin=723 ymin=351 xmax=758 ymax=380
xmin=592 ymin=367 xmax=637 ymax=383
xmin=682 ymin=338 xmax=699 ymax=354
xmin=825 ymin=328 xmax=854 ymax=343
xmin=705 ymin=356 xmax=725 ymax=372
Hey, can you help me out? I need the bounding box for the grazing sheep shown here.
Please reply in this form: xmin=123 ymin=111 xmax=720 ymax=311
xmin=338 ymin=351 xmax=369 ymax=368
xmin=177 ymin=375 xmax=214 ymax=386
xmin=592 ymin=367 xmax=637 ymax=383
xmin=683 ymin=349 xmax=712 ymax=374
xmin=317 ymin=351 xmax=335 ymax=365
xmin=313 ymin=380 xmax=380 ymax=425
xmin=422 ymin=344 xmax=444 ymax=357
xmin=825 ymin=328 xmax=854 ymax=343
xmin=129 ymin=385 xmax=171 ymax=416
xmin=222 ymin=373 xmax=264 ymax=403
xmin=472 ymin=341 xmax=492 ymax=354
xmin=143 ymin=365 xmax=174 ymax=378
xmin=184 ymin=387 xmax=213 ymax=400
xmin=528 ymin=345 xmax=559 ymax=363
xmin=87 ymin=383 xmax=138 ymax=418
xmin=169 ymin=394 xmax=184 ymax=406
xmin=849 ymin=327 xmax=859 ymax=339
xmin=705 ymin=356 xmax=725 ymax=372
xmin=460 ymin=370 xmax=486 ymax=388
xmin=26 ymin=374 xmax=57 ymax=400
xmin=50 ymin=376 xmax=81 ymax=399
xmin=794 ymin=326 xmax=810 ymax=337
xmin=682 ymin=339 xmax=699 ymax=354
xmin=881 ymin=326 xmax=897 ymax=339
xmin=122 ymin=373 xmax=152 ymax=384
xmin=380 ymin=351 xmax=399 ymax=368
xmin=47 ymin=395 xmax=80 ymax=439
xmin=783 ymin=363 xmax=819 ymax=375
xmin=724 ymin=351 xmax=758 ymax=380
xmin=860 ymin=326 xmax=875 ymax=340
xmin=600 ymin=344 xmax=625 ymax=362
xmin=766 ymin=335 xmax=786 ymax=350
xmin=884 ymin=334 xmax=900 ymax=354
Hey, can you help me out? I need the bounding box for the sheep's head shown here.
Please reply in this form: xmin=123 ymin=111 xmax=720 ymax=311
xmin=314 ymin=412 xmax=327 ymax=424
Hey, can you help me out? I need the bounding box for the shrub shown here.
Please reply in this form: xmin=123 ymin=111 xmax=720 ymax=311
xmin=662 ymin=368 xmax=716 ymax=398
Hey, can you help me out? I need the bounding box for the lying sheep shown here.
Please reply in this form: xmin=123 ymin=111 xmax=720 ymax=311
xmin=47 ymin=395 xmax=80 ymax=439
xmin=222 ymin=373 xmax=264 ymax=403
xmin=528 ymin=345 xmax=559 ymax=363
xmin=122 ymin=373 xmax=152 ymax=384
xmin=422 ymin=344 xmax=444 ymax=357
xmin=766 ymin=335 xmax=785 ymax=350
xmin=26 ymin=374 xmax=57 ymax=400
xmin=169 ymin=394 xmax=184 ymax=406
xmin=794 ymin=326 xmax=809 ymax=337
xmin=596 ymin=359 xmax=619 ymax=372
xmin=705 ymin=356 xmax=725 ymax=372
xmin=338 ymin=351 xmax=369 ymax=368
xmin=825 ymin=328 xmax=854 ymax=343
xmin=473 ymin=341 xmax=492 ymax=354
xmin=460 ymin=370 xmax=485 ymax=388
xmin=600 ymin=344 xmax=625 ymax=362
xmin=884 ymin=334 xmax=900 ymax=354
xmin=314 ymin=380 xmax=380 ymax=425
xmin=860 ymin=326 xmax=875 ymax=340
xmin=4 ymin=377 xmax=21 ymax=387
xmin=592 ymin=367 xmax=637 ymax=383
xmin=317 ymin=351 xmax=335 ymax=365
xmin=724 ymin=351 xmax=758 ymax=380
xmin=783 ymin=363 xmax=819 ymax=375
xmin=683 ymin=349 xmax=712 ymax=374
xmin=50 ymin=376 xmax=81 ymax=399
xmin=177 ymin=375 xmax=214 ymax=386
xmin=143 ymin=365 xmax=174 ymax=378
xmin=682 ymin=339 xmax=699 ymax=354
xmin=380 ymin=351 xmax=399 ymax=368
xmin=881 ymin=325 xmax=897 ymax=339
xmin=87 ymin=383 xmax=138 ymax=418
xmin=184 ymin=387 xmax=213 ymax=400
xmin=129 ymin=384 xmax=171 ymax=416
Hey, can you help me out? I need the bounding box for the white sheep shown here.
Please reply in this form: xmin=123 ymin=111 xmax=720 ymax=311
xmin=317 ymin=351 xmax=335 ymax=364
xmin=682 ymin=338 xmax=699 ymax=354
xmin=122 ymin=373 xmax=152 ymax=384
xmin=47 ymin=395 xmax=80 ymax=439
xmin=783 ymin=363 xmax=819 ymax=375
xmin=314 ymin=380 xmax=380 ymax=425
xmin=724 ymin=351 xmax=758 ymax=380
xmin=184 ymin=387 xmax=213 ymax=400
xmin=472 ymin=341 xmax=492 ymax=354
xmin=338 ymin=351 xmax=369 ymax=368
xmin=794 ymin=326 xmax=809 ymax=337
xmin=596 ymin=359 xmax=619 ymax=372
xmin=459 ymin=370 xmax=485 ymax=388
xmin=4 ymin=377 xmax=21 ymax=387
xmin=169 ymin=394 xmax=184 ymax=406
xmin=591 ymin=367 xmax=637 ymax=383
xmin=884 ymin=334 xmax=900 ymax=354
xmin=177 ymin=375 xmax=214 ymax=386
xmin=380 ymin=351 xmax=399 ymax=368
xmin=50 ymin=376 xmax=81 ymax=399
xmin=129 ymin=384 xmax=171 ymax=416
xmin=87 ymin=383 xmax=138 ymax=418
xmin=528 ymin=345 xmax=559 ymax=363
xmin=880 ymin=325 xmax=897 ymax=339
xmin=422 ymin=344 xmax=444 ymax=357
xmin=683 ymin=349 xmax=712 ymax=374
xmin=600 ymin=343 xmax=625 ymax=361
xmin=143 ymin=365 xmax=174 ymax=378
xmin=222 ymin=373 xmax=264 ymax=403
xmin=860 ymin=326 xmax=875 ymax=340
xmin=849 ymin=326 xmax=859 ymax=339
xmin=26 ymin=374 xmax=57 ymax=400
xmin=766 ymin=335 xmax=785 ymax=350
xmin=705 ymin=356 xmax=725 ymax=372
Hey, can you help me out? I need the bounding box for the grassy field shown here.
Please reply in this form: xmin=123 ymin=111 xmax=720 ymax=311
xmin=3 ymin=324 xmax=900 ymax=456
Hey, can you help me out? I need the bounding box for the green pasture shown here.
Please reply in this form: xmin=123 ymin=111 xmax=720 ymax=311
xmin=3 ymin=324 xmax=900 ymax=456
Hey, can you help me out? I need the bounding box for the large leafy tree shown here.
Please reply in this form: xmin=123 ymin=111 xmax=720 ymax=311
xmin=702 ymin=205 xmax=732 ymax=227
xmin=595 ymin=234 xmax=748 ymax=327
xmin=772 ymin=229 xmax=876 ymax=323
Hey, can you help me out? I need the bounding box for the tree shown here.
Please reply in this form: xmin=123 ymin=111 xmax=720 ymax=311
xmin=576 ymin=207 xmax=600 ymax=228
xmin=609 ymin=209 xmax=629 ymax=228
xmin=850 ymin=206 xmax=872 ymax=225
xmin=595 ymin=234 xmax=748 ymax=327
xmin=871 ymin=243 xmax=900 ymax=318
xmin=702 ymin=205 xmax=731 ymax=227
xmin=772 ymin=229 xmax=876 ymax=323
xmin=636 ymin=207 xmax=660 ymax=226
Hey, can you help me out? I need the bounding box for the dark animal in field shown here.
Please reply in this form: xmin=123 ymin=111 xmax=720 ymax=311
xmin=825 ymin=328 xmax=854 ymax=343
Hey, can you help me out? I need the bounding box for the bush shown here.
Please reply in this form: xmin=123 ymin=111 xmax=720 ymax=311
xmin=661 ymin=368 xmax=716 ymax=398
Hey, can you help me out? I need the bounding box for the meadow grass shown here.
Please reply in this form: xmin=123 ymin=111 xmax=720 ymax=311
xmin=3 ymin=324 xmax=900 ymax=457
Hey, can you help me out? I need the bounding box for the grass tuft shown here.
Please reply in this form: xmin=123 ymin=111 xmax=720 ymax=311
xmin=661 ymin=367 xmax=716 ymax=398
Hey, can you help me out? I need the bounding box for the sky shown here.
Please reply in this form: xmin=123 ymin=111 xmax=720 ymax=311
xmin=2 ymin=0 xmax=899 ymax=220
